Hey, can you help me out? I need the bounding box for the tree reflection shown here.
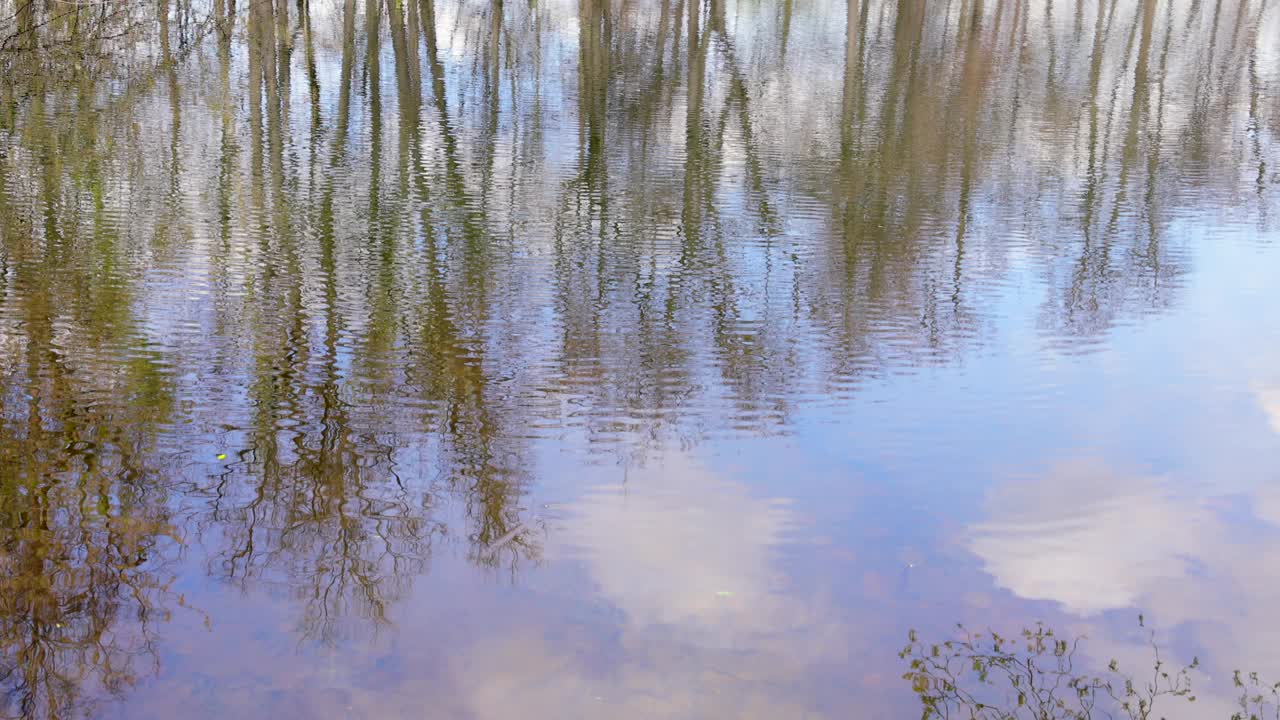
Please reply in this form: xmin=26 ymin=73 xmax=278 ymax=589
xmin=0 ymin=76 xmax=181 ymax=718
xmin=0 ymin=0 xmax=1277 ymax=714
xmin=0 ymin=435 xmax=176 ymax=719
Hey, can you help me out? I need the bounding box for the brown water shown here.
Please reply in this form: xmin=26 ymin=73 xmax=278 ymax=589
xmin=1 ymin=0 xmax=1278 ymax=717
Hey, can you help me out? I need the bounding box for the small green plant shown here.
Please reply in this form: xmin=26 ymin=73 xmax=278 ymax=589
xmin=1231 ymin=670 xmax=1280 ymax=720
xmin=900 ymin=616 xmax=1279 ymax=720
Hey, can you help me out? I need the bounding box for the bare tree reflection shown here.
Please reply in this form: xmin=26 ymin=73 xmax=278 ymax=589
xmin=0 ymin=77 xmax=182 ymax=718
xmin=0 ymin=0 xmax=1276 ymax=714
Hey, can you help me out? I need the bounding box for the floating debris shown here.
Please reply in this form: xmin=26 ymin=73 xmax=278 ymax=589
xmin=486 ymin=523 xmax=528 ymax=552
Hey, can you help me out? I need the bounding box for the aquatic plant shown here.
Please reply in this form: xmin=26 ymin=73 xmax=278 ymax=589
xmin=901 ymin=617 xmax=1280 ymax=720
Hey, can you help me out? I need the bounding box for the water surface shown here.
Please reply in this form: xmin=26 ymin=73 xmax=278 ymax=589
xmin=1 ymin=0 xmax=1279 ymax=717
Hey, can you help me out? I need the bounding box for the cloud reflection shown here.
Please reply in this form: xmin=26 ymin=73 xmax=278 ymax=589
xmin=1257 ymin=385 xmax=1280 ymax=436
xmin=969 ymin=458 xmax=1207 ymax=616
xmin=445 ymin=450 xmax=847 ymax=718
xmin=556 ymin=454 xmax=797 ymax=633
xmin=967 ymin=451 xmax=1280 ymax=715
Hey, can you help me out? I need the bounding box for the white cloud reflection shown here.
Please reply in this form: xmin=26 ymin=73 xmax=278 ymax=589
xmin=968 ymin=451 xmax=1280 ymax=717
xmin=446 ymin=450 xmax=849 ymax=719
xmin=555 ymin=453 xmax=798 ymax=633
xmin=969 ymin=458 xmax=1207 ymax=616
xmin=1256 ymin=384 xmax=1280 ymax=436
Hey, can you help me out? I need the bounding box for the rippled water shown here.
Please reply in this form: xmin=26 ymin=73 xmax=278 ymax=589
xmin=1 ymin=0 xmax=1279 ymax=716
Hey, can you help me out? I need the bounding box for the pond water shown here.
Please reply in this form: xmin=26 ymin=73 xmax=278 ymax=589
xmin=1 ymin=0 xmax=1279 ymax=717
